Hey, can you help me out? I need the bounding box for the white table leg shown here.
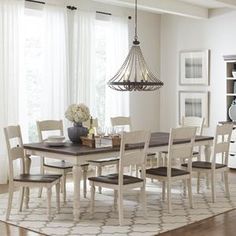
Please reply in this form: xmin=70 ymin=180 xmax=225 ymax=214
xmin=204 ymin=144 xmax=211 ymax=189
xmin=24 ymin=154 xmax=31 ymax=209
xmin=73 ymin=165 xmax=82 ymax=222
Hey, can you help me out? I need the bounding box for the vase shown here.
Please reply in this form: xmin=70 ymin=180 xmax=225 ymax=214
xmin=229 ymin=103 xmax=236 ymax=122
xmin=68 ymin=123 xmax=88 ymax=143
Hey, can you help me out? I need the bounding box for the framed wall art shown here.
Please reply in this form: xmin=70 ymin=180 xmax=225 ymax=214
xmin=179 ymin=91 xmax=209 ymax=127
xmin=180 ymin=50 xmax=210 ymax=85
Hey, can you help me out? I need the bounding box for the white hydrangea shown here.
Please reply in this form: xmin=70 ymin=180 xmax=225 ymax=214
xmin=65 ymin=103 xmax=90 ymax=123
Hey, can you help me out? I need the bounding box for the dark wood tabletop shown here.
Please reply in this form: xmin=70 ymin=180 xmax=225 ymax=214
xmin=23 ymin=132 xmax=213 ymax=156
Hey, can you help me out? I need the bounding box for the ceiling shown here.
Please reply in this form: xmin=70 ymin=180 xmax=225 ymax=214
xmin=179 ymin=0 xmax=231 ymax=9
xmin=94 ymin=0 xmax=236 ymax=19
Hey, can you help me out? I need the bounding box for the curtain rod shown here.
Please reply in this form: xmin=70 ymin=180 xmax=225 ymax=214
xmin=25 ymin=0 xmax=45 ymax=4
xmin=25 ymin=0 xmax=131 ymax=18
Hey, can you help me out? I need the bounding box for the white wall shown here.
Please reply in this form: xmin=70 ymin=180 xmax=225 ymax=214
xmin=160 ymin=10 xmax=236 ymax=135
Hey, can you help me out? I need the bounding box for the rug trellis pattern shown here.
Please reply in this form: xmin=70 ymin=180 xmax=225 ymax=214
xmin=0 ymin=178 xmax=236 ymax=236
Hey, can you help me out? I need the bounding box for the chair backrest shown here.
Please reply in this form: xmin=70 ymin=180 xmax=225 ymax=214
xmin=4 ymin=125 xmax=25 ymax=183
xmin=211 ymin=124 xmax=233 ymax=167
xmin=83 ymin=118 xmax=98 ymax=129
xmin=110 ymin=116 xmax=132 ymax=131
xmin=167 ymin=127 xmax=197 ymax=176
xmin=37 ymin=120 xmax=63 ymax=142
xmin=119 ymin=130 xmax=150 ymax=185
xmin=181 ymin=116 xmax=205 ymax=135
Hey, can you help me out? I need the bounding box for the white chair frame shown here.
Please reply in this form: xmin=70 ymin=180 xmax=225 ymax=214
xmin=89 ymin=130 xmax=150 ymax=225
xmin=4 ymin=125 xmax=60 ymax=220
xmin=184 ymin=123 xmax=233 ymax=202
xmin=37 ymin=120 xmax=88 ymax=201
xmin=146 ymin=127 xmax=197 ymax=213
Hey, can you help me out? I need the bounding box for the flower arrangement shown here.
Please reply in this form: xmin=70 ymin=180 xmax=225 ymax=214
xmin=65 ymin=103 xmax=90 ymax=124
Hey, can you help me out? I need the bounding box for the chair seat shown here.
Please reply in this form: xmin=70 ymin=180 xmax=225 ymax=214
xmin=161 ymin=151 xmax=199 ymax=156
xmin=88 ymin=158 xmax=119 ymax=164
xmin=14 ymin=174 xmax=62 ymax=183
xmin=44 ymin=161 xmax=88 ymax=169
xmin=146 ymin=167 xmax=189 ymax=177
xmin=147 ymin=152 xmax=156 ymax=156
xmin=88 ymin=173 xmax=143 ymax=185
xmin=181 ymin=161 xmax=227 ymax=169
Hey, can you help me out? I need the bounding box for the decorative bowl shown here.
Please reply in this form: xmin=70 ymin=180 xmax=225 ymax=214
xmin=47 ymin=135 xmax=65 ymax=142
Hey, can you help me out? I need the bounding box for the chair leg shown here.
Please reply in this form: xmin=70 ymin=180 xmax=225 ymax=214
xmin=38 ymin=157 xmax=44 ymax=198
xmin=82 ymin=166 xmax=88 ymax=198
xmin=211 ymin=172 xmax=216 ymax=203
xmin=47 ymin=188 xmax=52 ymax=221
xmin=224 ymin=171 xmax=230 ymax=199
xmin=24 ymin=187 xmax=30 ymax=209
xmin=61 ymin=173 xmax=66 ymax=203
xmin=197 ymin=172 xmax=200 ymax=194
xmin=118 ymin=189 xmax=124 ymax=226
xmin=183 ymin=179 xmax=187 ymax=197
xmin=90 ymin=182 xmax=95 ymax=218
xmin=56 ymin=183 xmax=60 ymax=213
xmin=162 ymin=181 xmax=166 ymax=201
xmin=97 ymin=166 xmax=102 ymax=194
xmin=6 ymin=186 xmax=14 ymax=220
xmin=167 ymin=181 xmax=172 ymax=213
xmin=187 ymin=178 xmax=193 ymax=208
xmin=140 ymin=185 xmax=147 ymax=218
xmin=18 ymin=187 xmax=25 ymax=212
xmin=113 ymin=190 xmax=118 ymax=211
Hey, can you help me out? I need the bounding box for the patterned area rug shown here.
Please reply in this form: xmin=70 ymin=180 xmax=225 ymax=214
xmin=0 ymin=178 xmax=236 ymax=236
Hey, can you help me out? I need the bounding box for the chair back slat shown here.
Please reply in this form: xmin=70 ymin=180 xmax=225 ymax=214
xmin=4 ymin=125 xmax=25 ymax=182
xmin=119 ymin=130 xmax=150 ymax=185
xmin=182 ymin=116 xmax=204 ymax=135
xmin=37 ymin=120 xmax=63 ymax=141
xmin=167 ymin=127 xmax=196 ymax=175
xmin=212 ymin=124 xmax=233 ymax=166
xmin=111 ymin=116 xmax=132 ymax=131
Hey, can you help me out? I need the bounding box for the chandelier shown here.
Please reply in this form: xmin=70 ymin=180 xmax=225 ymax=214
xmin=107 ymin=0 xmax=164 ymax=91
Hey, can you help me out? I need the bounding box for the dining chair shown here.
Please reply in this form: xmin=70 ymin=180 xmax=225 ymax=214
xmin=88 ymin=116 xmax=134 ymax=193
xmin=4 ymin=125 xmax=61 ymax=220
xmin=37 ymin=120 xmax=89 ymax=201
xmin=146 ymin=126 xmax=197 ymax=213
xmin=89 ymin=130 xmax=150 ymax=225
xmin=181 ymin=123 xmax=233 ymax=202
xmin=159 ymin=116 xmax=205 ymax=166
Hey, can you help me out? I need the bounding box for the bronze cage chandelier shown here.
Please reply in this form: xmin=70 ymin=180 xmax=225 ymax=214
xmin=107 ymin=0 xmax=164 ymax=92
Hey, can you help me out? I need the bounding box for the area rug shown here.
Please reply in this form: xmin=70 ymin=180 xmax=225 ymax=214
xmin=0 ymin=178 xmax=236 ymax=236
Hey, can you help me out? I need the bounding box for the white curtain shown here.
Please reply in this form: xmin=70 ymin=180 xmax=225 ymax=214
xmin=71 ymin=10 xmax=96 ymax=110
xmin=0 ymin=0 xmax=24 ymax=184
xmin=105 ymin=15 xmax=130 ymax=126
xmin=41 ymin=5 xmax=70 ymax=121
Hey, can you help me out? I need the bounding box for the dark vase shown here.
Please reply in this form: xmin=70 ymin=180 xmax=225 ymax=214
xmin=68 ymin=122 xmax=88 ymax=143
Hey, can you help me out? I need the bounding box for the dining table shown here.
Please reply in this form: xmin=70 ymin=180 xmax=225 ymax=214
xmin=23 ymin=132 xmax=214 ymax=221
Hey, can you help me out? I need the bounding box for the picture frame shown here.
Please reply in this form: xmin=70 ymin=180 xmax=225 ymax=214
xmin=180 ymin=50 xmax=209 ymax=85
xmin=179 ymin=91 xmax=209 ymax=127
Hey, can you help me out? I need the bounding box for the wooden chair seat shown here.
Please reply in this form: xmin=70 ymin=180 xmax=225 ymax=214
xmin=88 ymin=158 xmax=119 ymax=164
xmin=146 ymin=167 xmax=189 ymax=177
xmin=161 ymin=151 xmax=199 ymax=156
xmin=181 ymin=161 xmax=227 ymax=169
xmin=44 ymin=161 xmax=88 ymax=169
xmin=88 ymin=173 xmax=143 ymax=185
xmin=147 ymin=152 xmax=156 ymax=156
xmin=14 ymin=174 xmax=62 ymax=183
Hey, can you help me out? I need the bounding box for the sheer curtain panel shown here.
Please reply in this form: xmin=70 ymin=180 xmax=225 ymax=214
xmin=0 ymin=0 xmax=24 ymax=184
xmin=105 ymin=16 xmax=130 ymax=126
xmin=42 ymin=5 xmax=70 ymax=121
xmin=70 ymin=10 xmax=96 ymax=110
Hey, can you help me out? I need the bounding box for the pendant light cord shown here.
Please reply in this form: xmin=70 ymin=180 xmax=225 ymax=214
xmin=133 ymin=0 xmax=140 ymax=45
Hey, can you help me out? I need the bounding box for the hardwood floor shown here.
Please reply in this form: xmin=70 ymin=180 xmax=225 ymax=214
xmin=1 ymin=170 xmax=236 ymax=236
